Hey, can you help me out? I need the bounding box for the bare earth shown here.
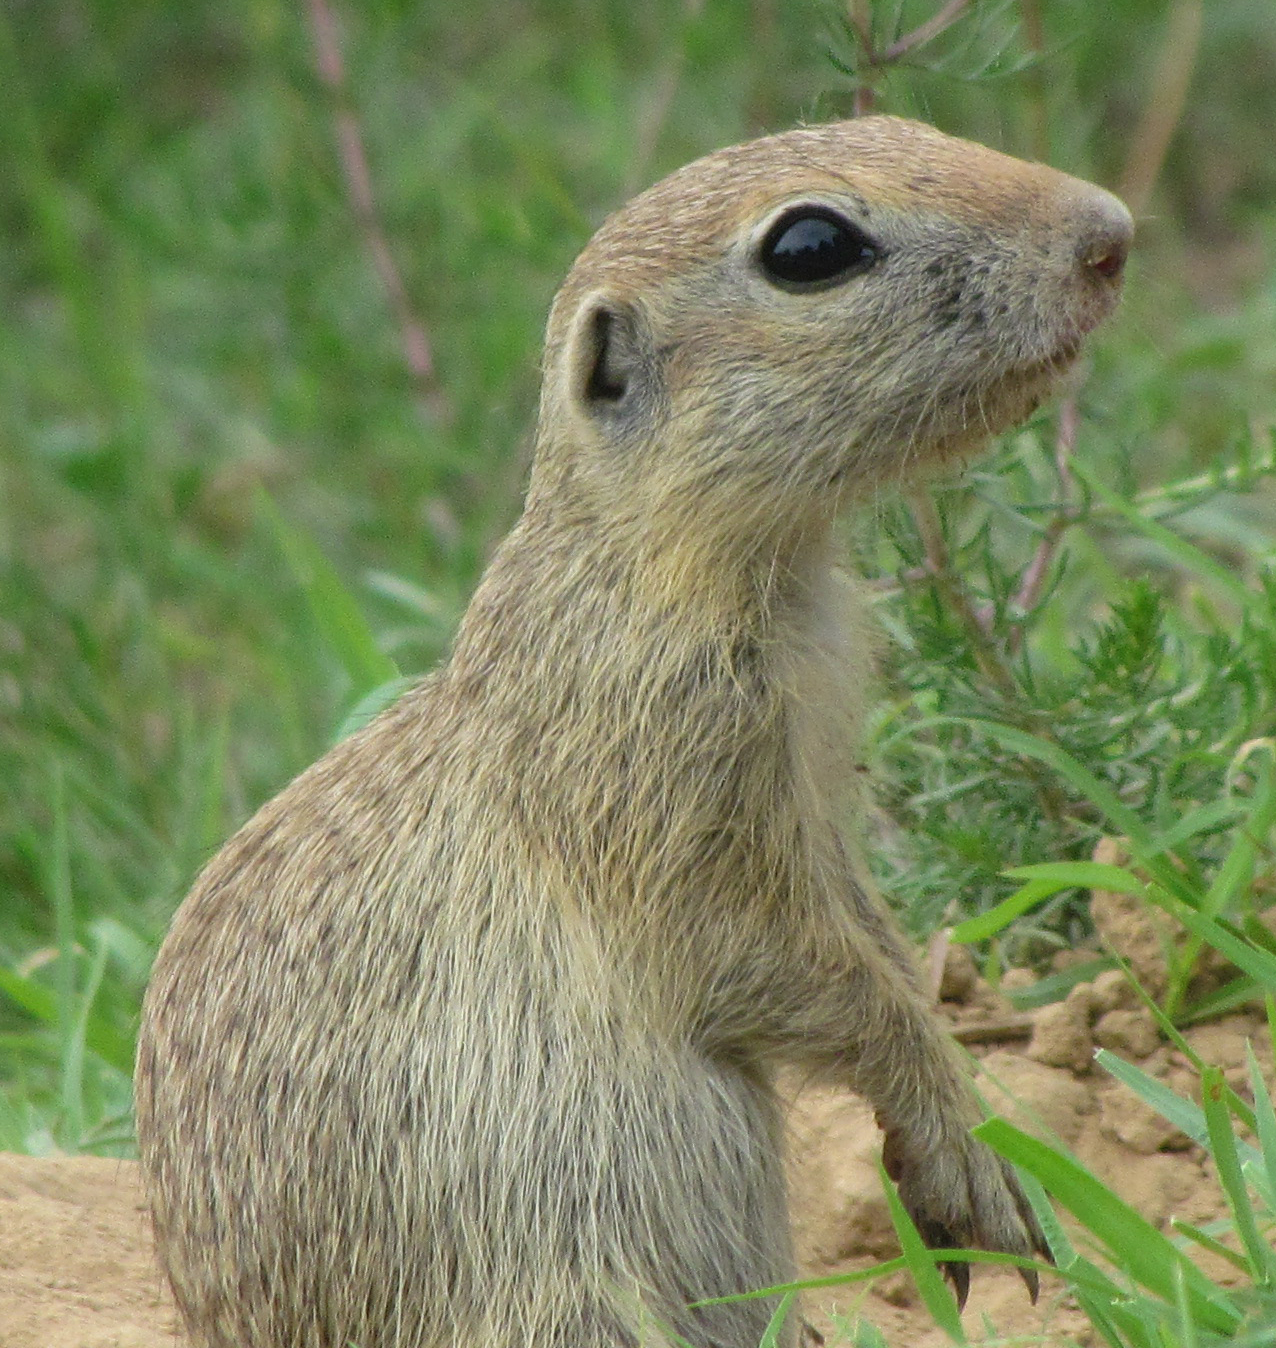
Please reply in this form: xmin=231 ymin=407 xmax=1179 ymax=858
xmin=2 ymin=939 xmax=1266 ymax=1348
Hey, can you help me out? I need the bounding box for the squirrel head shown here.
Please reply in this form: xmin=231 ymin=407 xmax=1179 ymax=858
xmin=530 ymin=116 xmax=1131 ymax=553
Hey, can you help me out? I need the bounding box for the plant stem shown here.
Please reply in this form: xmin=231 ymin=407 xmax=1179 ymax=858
xmin=907 ymin=489 xmax=1017 ymax=698
xmin=1017 ymin=0 xmax=1051 ymax=163
xmin=1011 ymin=396 xmax=1079 ymax=629
xmin=882 ymin=0 xmax=971 ymax=63
xmin=1119 ymin=0 xmax=1203 ymax=215
xmin=847 ymin=0 xmax=877 ymax=114
xmin=305 ymin=0 xmax=451 ymax=424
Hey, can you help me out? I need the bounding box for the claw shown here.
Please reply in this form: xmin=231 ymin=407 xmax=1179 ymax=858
xmin=915 ymin=1213 xmax=970 ymax=1310
xmin=800 ymin=1318 xmax=825 ymax=1346
xmin=1020 ymin=1264 xmax=1040 ymax=1303
xmin=879 ymin=1123 xmax=904 ymax=1182
xmin=944 ymin=1259 xmax=970 ymax=1311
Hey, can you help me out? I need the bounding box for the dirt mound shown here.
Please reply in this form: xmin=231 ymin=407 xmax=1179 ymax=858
xmin=0 ymin=963 xmax=1267 ymax=1347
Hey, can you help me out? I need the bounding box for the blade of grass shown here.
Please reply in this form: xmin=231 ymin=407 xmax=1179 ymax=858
xmin=846 ymin=1319 xmax=888 ymax=1348
xmin=50 ymin=764 xmax=74 ymax=1048
xmin=257 ymin=490 xmax=399 ymax=697
xmin=975 ymin=1118 xmax=1242 ymax=1334
xmin=950 ymin=877 xmax=1059 ymax=942
xmin=1001 ymin=958 xmax=1114 ymax=1011
xmin=1202 ymin=749 xmax=1276 ymax=922
xmin=953 ymin=861 xmax=1148 ymax=942
xmin=691 ymin=1258 xmax=908 ymax=1305
xmin=1168 ymin=746 xmax=1276 ymax=1015
xmin=757 ymin=1289 xmax=796 ymax=1348
xmin=1248 ymin=1042 xmax=1276 ymax=1212
xmin=1243 ymin=915 xmax=1276 ymax=957
xmin=1095 ymin=1049 xmax=1221 ymax=1155
xmin=691 ymin=1251 xmax=1054 ymax=1310
xmin=1201 ymin=1065 xmax=1276 ymax=1283
xmin=198 ymin=707 xmax=232 ymax=861
xmin=1004 ymin=861 xmax=1149 ymax=892
xmin=953 ymin=718 xmax=1197 ymax=905
xmin=1172 ymin=1257 xmax=1200 ymax=1348
xmin=1178 ymin=974 xmax=1262 ymax=1025
xmin=0 ymin=969 xmax=134 ymax=1075
xmin=1016 ymin=1156 xmax=1155 ymax=1348
xmin=88 ymin=916 xmax=154 ymax=986
xmin=1056 ymin=1254 xmax=1161 ymax=1348
xmin=1147 ymin=799 xmax=1247 ymax=855
xmin=333 ymin=674 xmax=419 ymax=744
xmin=1147 ymin=893 xmax=1276 ymax=1001
xmin=1121 ymin=966 xmax=1261 ymax=1132
xmin=877 ymin=1159 xmax=966 ymax=1343
xmin=1171 ymin=1219 xmax=1252 ymax=1276
xmin=60 ymin=938 xmax=108 ymax=1151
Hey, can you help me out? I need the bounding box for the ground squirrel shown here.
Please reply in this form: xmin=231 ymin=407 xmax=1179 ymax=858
xmin=135 ymin=116 xmax=1132 ymax=1348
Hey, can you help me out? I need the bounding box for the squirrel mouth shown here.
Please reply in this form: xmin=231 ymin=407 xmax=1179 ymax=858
xmin=837 ymin=333 xmax=1096 ymax=489
xmin=1016 ymin=335 xmax=1084 ymax=383
xmin=987 ymin=336 xmax=1087 ymax=419
xmin=927 ymin=336 xmax=1088 ymax=457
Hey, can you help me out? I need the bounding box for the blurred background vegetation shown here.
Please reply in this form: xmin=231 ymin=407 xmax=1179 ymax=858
xmin=1 ymin=0 xmax=1275 ymax=1155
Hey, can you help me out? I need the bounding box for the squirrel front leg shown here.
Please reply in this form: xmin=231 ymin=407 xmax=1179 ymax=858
xmin=761 ymin=893 xmax=1050 ymax=1305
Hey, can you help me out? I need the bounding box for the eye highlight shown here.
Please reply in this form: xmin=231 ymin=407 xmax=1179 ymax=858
xmin=758 ymin=207 xmax=881 ymax=289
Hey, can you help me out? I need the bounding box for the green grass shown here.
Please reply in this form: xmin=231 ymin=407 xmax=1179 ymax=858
xmin=2 ymin=8 xmax=1276 ymax=1339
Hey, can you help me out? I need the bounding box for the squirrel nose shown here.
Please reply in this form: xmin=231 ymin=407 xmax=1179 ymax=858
xmin=1076 ymin=189 xmax=1134 ymax=282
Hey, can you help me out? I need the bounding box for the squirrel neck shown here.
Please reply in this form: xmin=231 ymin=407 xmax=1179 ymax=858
xmin=448 ymin=487 xmax=843 ymax=690
xmin=440 ymin=475 xmax=868 ymax=958
xmin=508 ymin=427 xmax=846 ymax=645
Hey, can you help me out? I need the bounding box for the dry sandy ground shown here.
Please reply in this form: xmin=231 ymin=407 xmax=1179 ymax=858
xmin=0 ymin=1152 xmax=178 ymax=1348
xmin=1 ymin=906 xmax=1266 ymax=1348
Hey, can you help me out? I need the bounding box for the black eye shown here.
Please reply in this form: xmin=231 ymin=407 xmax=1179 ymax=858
xmin=758 ymin=207 xmax=881 ymax=289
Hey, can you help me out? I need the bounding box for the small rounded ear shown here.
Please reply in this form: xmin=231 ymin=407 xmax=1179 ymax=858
xmin=567 ymin=295 xmax=658 ymax=424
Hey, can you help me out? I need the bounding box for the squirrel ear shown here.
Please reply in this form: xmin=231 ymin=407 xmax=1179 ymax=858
xmin=569 ymin=296 xmax=656 ymax=420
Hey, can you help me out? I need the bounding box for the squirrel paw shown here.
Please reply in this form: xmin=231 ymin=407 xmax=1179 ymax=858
xmin=881 ymin=1126 xmax=1051 ymax=1309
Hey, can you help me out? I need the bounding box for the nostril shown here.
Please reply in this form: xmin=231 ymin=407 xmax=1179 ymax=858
xmin=1075 ymin=191 xmax=1134 ymax=284
xmin=1088 ymin=240 xmax=1128 ymax=281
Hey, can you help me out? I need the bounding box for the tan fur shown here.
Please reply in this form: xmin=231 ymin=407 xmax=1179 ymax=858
xmin=134 ymin=116 xmax=1131 ymax=1348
